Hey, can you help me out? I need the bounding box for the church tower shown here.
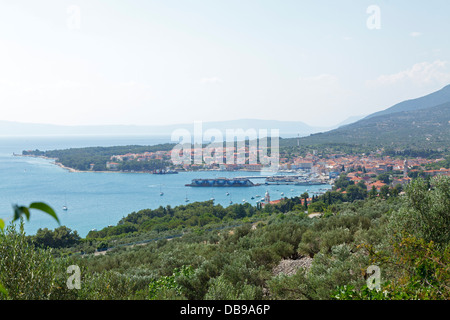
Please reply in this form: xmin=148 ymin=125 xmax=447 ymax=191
xmin=264 ymin=190 xmax=270 ymax=203
xmin=403 ymin=159 xmax=409 ymax=178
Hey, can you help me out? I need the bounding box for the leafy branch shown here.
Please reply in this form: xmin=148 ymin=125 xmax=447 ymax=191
xmin=0 ymin=202 xmax=59 ymax=299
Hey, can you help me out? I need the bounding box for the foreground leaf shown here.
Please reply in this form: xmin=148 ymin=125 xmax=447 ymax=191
xmin=29 ymin=202 xmax=60 ymax=224
xmin=0 ymin=283 xmax=8 ymax=298
xmin=13 ymin=205 xmax=30 ymax=221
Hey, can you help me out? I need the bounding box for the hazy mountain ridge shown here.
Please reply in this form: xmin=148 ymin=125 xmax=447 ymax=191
xmin=0 ymin=118 xmax=330 ymax=138
xmin=3 ymin=85 xmax=449 ymax=150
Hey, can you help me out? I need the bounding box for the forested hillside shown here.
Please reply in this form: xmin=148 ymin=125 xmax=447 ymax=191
xmin=23 ymin=144 xmax=175 ymax=171
xmin=282 ymin=102 xmax=450 ymax=150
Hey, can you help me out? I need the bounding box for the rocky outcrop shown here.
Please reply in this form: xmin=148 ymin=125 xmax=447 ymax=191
xmin=272 ymin=256 xmax=313 ymax=276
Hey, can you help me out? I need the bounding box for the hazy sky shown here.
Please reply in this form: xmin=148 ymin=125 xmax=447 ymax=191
xmin=1 ymin=0 xmax=450 ymax=127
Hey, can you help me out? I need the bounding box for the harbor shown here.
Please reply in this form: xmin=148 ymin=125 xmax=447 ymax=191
xmin=2 ymin=138 xmax=332 ymax=237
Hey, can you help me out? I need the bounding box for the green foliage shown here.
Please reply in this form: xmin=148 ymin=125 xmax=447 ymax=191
xmin=0 ymin=202 xmax=60 ymax=298
xmin=333 ymin=285 xmax=392 ymax=300
xmin=268 ymin=244 xmax=368 ymax=300
xmin=0 ymin=221 xmax=67 ymax=300
xmin=148 ymin=265 xmax=194 ymax=300
xmin=205 ymin=275 xmax=261 ymax=300
xmin=332 ymin=173 xmax=352 ymax=190
xmin=87 ymin=201 xmax=259 ymax=239
xmin=3 ymin=174 xmax=448 ymax=301
xmin=386 ymin=236 xmax=450 ymax=299
xmin=345 ymin=184 xmax=368 ymax=202
xmin=388 ymin=176 xmax=450 ymax=247
xmin=32 ymin=226 xmax=81 ymax=249
xmin=342 ymin=236 xmax=450 ymax=300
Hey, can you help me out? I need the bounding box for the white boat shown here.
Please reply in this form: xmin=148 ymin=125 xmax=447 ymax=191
xmin=63 ymin=194 xmax=68 ymax=211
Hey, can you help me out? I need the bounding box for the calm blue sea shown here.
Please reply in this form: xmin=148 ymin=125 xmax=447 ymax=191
xmin=0 ymin=135 xmax=330 ymax=237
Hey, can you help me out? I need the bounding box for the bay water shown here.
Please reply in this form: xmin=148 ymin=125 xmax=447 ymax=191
xmin=0 ymin=135 xmax=330 ymax=237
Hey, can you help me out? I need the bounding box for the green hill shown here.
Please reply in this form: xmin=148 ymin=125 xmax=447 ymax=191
xmin=282 ymin=87 xmax=450 ymax=151
xmin=366 ymin=84 xmax=450 ymax=119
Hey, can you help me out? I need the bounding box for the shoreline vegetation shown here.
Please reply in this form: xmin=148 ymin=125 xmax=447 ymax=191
xmin=15 ymin=153 xmax=294 ymax=175
xmin=15 ymin=153 xmax=272 ymax=174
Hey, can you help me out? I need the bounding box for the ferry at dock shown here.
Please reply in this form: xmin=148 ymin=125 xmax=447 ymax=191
xmin=185 ymin=177 xmax=259 ymax=187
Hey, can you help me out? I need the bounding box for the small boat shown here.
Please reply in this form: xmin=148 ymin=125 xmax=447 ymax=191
xmin=226 ymin=192 xmax=230 ymax=196
xmin=63 ymin=194 xmax=68 ymax=211
xmin=251 ymin=196 xmax=254 ymax=200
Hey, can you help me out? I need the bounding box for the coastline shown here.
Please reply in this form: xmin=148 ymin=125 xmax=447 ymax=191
xmin=14 ymin=154 xmax=282 ymax=175
xmin=16 ymin=154 xmax=82 ymax=173
xmin=15 ymin=154 xmax=332 ymax=186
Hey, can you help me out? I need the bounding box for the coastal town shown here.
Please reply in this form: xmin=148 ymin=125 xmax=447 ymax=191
xmin=104 ymin=146 xmax=450 ymax=195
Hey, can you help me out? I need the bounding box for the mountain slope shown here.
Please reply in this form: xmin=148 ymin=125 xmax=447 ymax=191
xmin=365 ymin=84 xmax=450 ymax=119
xmin=284 ymin=100 xmax=450 ymax=150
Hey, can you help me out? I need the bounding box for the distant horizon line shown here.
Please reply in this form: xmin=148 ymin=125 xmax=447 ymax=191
xmin=0 ymin=116 xmax=364 ymax=130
